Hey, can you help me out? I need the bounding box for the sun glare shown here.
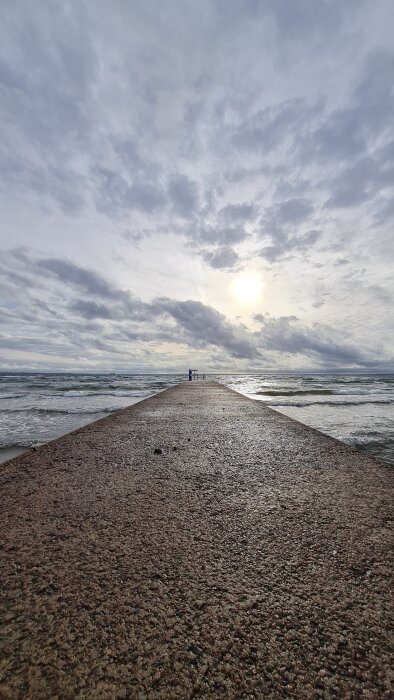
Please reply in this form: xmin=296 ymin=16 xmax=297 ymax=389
xmin=230 ymin=272 xmax=263 ymax=304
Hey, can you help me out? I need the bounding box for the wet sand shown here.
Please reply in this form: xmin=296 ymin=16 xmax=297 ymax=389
xmin=1 ymin=380 xmax=393 ymax=698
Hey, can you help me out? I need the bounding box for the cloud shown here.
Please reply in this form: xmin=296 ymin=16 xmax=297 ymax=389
xmin=298 ymin=51 xmax=394 ymax=168
xmin=37 ymin=257 xmax=127 ymax=301
xmin=254 ymin=314 xmax=371 ymax=366
xmin=0 ymin=3 xmax=95 ymax=215
xmin=262 ymin=198 xmax=313 ymax=229
xmin=232 ymin=99 xmax=309 ymax=154
xmin=93 ymin=168 xmax=166 ymax=217
xmin=323 ymin=140 xmax=394 ymax=209
xmin=218 ymin=203 xmax=258 ymax=222
xmin=354 ymin=50 xmax=394 ymax=135
xmin=257 ymin=198 xmax=318 ymax=261
xmin=373 ymin=196 xmax=394 ymax=226
xmin=168 ymin=174 xmax=199 ymax=217
xmin=260 ymin=229 xmax=321 ymax=262
xmin=308 ymin=108 xmax=364 ymax=163
xmin=155 ymin=298 xmax=261 ymax=360
xmin=267 ymin=0 xmax=362 ymax=40
xmin=68 ymin=300 xmax=114 ymax=320
xmin=196 ymin=225 xmax=249 ymax=246
xmin=124 ymin=182 xmax=167 ymax=214
xmin=201 ymin=246 xmax=240 ymax=270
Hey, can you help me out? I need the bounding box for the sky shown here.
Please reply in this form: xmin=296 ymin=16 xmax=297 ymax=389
xmin=0 ymin=0 xmax=393 ymax=373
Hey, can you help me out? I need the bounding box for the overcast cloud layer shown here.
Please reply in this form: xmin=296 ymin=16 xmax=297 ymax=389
xmin=0 ymin=1 xmax=393 ymax=372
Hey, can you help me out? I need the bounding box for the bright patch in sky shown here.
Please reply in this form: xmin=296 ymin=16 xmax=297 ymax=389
xmin=231 ymin=273 xmax=264 ymax=305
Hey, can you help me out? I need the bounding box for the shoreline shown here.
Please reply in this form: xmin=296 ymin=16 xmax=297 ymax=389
xmin=0 ymin=446 xmax=28 ymax=464
xmin=1 ymin=381 xmax=393 ymax=697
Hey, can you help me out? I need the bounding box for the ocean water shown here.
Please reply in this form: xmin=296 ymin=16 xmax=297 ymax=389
xmin=0 ymin=373 xmax=393 ymax=466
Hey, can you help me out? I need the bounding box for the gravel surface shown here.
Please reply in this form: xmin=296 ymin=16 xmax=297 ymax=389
xmin=1 ymin=381 xmax=393 ymax=699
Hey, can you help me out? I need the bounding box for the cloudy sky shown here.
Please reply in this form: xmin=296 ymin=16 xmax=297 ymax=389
xmin=0 ymin=1 xmax=393 ymax=373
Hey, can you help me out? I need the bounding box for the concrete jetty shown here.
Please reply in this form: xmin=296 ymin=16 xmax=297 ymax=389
xmin=1 ymin=381 xmax=392 ymax=698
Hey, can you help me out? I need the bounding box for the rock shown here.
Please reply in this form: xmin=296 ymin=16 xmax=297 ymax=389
xmin=188 ymin=643 xmax=203 ymax=658
xmin=153 ymin=448 xmax=162 ymax=455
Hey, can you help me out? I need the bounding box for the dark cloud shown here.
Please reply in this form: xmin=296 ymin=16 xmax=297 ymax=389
xmin=267 ymin=0 xmax=362 ymax=39
xmin=69 ymin=300 xmax=114 ymax=320
xmin=35 ymin=256 xmax=155 ymax=322
xmin=113 ymin=139 xmax=159 ymax=180
xmin=121 ymin=228 xmax=152 ymax=244
xmin=213 ymin=0 xmax=364 ymax=47
xmin=0 ymin=155 xmax=87 ymax=215
xmin=168 ymin=174 xmax=199 ymax=217
xmin=255 ymin=315 xmax=370 ymax=366
xmin=307 ymin=108 xmax=364 ymax=163
xmin=366 ymin=284 xmax=393 ymax=305
xmin=218 ymin=203 xmax=258 ymax=222
xmin=262 ymin=198 xmax=313 ymax=229
xmin=354 ymin=50 xmax=394 ymax=135
xmin=274 ymin=178 xmax=310 ymax=200
xmin=298 ymin=52 xmax=394 ymax=170
xmin=93 ymin=168 xmax=166 ymax=217
xmin=260 ymin=229 xmax=321 ymax=262
xmin=156 ymin=298 xmax=261 ymax=360
xmin=258 ymin=198 xmax=317 ymax=261
xmin=201 ymin=0 xmax=361 ymax=44
xmin=373 ymin=196 xmax=394 ymax=226
xmin=0 ymin=3 xmax=94 ymax=214
xmin=232 ymin=99 xmax=308 ymax=154
xmin=196 ymin=226 xmax=249 ymax=246
xmin=201 ymin=246 xmax=240 ymax=270
xmin=324 ymin=141 xmax=394 ymax=209
xmin=37 ymin=257 xmax=126 ymax=301
xmin=125 ymin=182 xmax=166 ymax=213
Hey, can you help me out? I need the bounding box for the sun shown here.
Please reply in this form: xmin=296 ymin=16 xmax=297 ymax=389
xmin=230 ymin=272 xmax=263 ymax=303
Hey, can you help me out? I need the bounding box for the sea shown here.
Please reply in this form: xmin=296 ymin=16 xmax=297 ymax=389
xmin=0 ymin=373 xmax=393 ymax=466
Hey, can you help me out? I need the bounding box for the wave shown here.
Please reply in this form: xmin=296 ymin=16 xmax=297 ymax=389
xmin=25 ymin=383 xmax=53 ymax=389
xmin=54 ymin=383 xmax=144 ymax=392
xmin=60 ymin=389 xmax=149 ymax=397
xmin=0 ymin=440 xmax=43 ymax=449
xmin=348 ymin=432 xmax=394 ymax=444
xmin=350 ymin=439 xmax=394 ymax=465
xmin=255 ymin=389 xmax=334 ymax=396
xmin=0 ymin=393 xmax=24 ymax=400
xmin=269 ymin=398 xmax=394 ymax=407
xmin=1 ymin=407 xmax=121 ymax=416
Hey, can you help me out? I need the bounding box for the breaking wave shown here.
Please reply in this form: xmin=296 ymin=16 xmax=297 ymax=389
xmin=267 ymin=398 xmax=394 ymax=408
xmin=256 ymin=389 xmax=334 ymax=396
xmin=1 ymin=407 xmax=120 ymax=415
